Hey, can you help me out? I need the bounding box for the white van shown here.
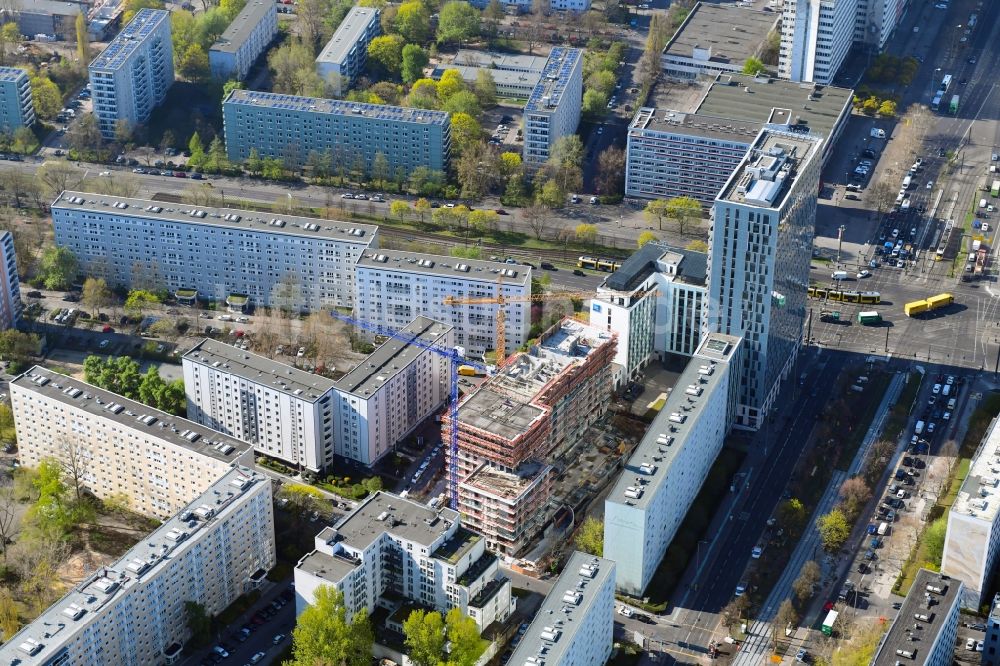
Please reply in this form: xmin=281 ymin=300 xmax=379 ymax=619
xmin=915 ymin=420 xmax=925 ymax=435
xmin=981 ymin=198 xmax=988 ymax=208
xmin=947 ymin=398 xmax=957 ymax=410
xmin=902 ymin=175 xmax=912 ymax=189
xmin=877 ymin=522 xmax=890 ymax=536
xmin=831 ymin=271 xmax=849 ymax=280
xmin=942 ymin=384 xmax=951 ymax=397
xmin=901 ymin=199 xmax=911 ymax=211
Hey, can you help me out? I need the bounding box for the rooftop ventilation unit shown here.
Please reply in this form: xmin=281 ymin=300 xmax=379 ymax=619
xmin=61 ymin=603 xmax=86 ymax=620
xmin=624 ymin=486 xmax=643 ymax=499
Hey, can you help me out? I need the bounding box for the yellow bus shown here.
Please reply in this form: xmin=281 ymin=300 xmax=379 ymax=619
xmin=926 ymin=293 xmax=954 ymax=310
xmin=904 ymin=300 xmax=930 ymax=316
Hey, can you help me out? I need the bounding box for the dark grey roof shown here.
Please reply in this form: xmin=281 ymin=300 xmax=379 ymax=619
xmin=604 ymin=242 xmax=708 ymax=292
xmin=872 ymin=569 xmax=961 ymax=666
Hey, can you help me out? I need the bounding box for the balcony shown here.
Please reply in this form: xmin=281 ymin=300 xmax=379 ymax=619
xmin=468 ymin=577 xmax=507 ymax=609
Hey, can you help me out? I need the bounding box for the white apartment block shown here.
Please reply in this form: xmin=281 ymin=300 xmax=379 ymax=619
xmin=625 ymin=108 xmax=762 ymax=205
xmin=854 ymin=0 xmax=904 ymax=51
xmin=0 ymin=67 xmax=35 ymax=132
xmin=592 ymin=242 xmax=707 ymax=388
xmin=604 ymin=334 xmax=740 ymax=594
xmin=183 ymin=318 xmax=452 ymax=471
xmin=0 ymin=468 xmax=275 ymax=666
xmin=209 ymin=0 xmax=278 ymax=81
xmin=871 ymin=569 xmax=961 ymax=666
xmin=523 ymin=47 xmax=583 ymax=167
xmin=354 ymin=249 xmax=531 ymax=357
xmin=10 ymin=366 xmax=253 ymax=519
xmin=51 ymin=191 xmax=379 ymax=312
xmin=661 ymin=4 xmax=778 ymax=81
xmin=469 ymin=0 xmax=590 ymax=9
xmin=942 ymin=416 xmax=1000 ymax=609
xmin=778 ymin=0 xmax=858 ymax=84
xmin=706 ymin=126 xmax=822 ymax=431
xmin=0 ymin=230 xmax=22 ymax=330
xmin=295 ymin=491 xmax=515 ymax=632
xmin=332 ymin=316 xmax=452 ymax=466
xmin=315 ymin=6 xmax=380 ymax=96
xmin=89 ymin=8 xmax=173 ymax=139
xmin=507 ymin=552 xmax=615 ymax=666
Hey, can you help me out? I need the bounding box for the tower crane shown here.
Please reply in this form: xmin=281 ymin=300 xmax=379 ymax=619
xmin=329 ymin=311 xmax=486 ymax=510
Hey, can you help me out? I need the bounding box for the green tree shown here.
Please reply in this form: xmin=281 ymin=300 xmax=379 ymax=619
xmin=442 ymin=90 xmax=481 ymax=117
xmin=878 ymin=100 xmax=897 ymax=117
xmin=595 ymin=146 xmax=625 ymax=196
xmin=371 ymin=152 xmax=390 ymax=187
xmin=0 ymin=587 xmax=18 ymax=640
xmin=818 ymin=508 xmax=851 ymax=551
xmin=445 ymin=607 xmax=488 ymax=666
xmin=575 ymin=223 xmax=598 ymax=247
xmin=367 ymin=35 xmax=405 ymax=75
xmin=395 ymin=0 xmax=432 ymax=43
xmin=219 ymin=0 xmax=246 ymax=20
xmin=188 ymin=131 xmax=205 ymax=166
xmin=638 ymin=231 xmax=658 ymax=248
xmin=75 ymin=12 xmax=90 ymax=63
xmin=404 ymin=609 xmax=447 ymax=666
xmin=535 ymin=178 xmax=565 ymax=209
xmin=125 ymin=289 xmax=160 ymax=318
xmin=38 ymin=247 xmax=78 ymax=290
xmin=436 ymin=69 xmax=466 ymax=103
xmin=542 ymin=135 xmax=584 ymax=194
xmin=390 ymin=199 xmax=411 ymax=222
xmin=777 ymin=497 xmax=808 ymax=532
xmin=11 ymin=126 xmax=35 ymax=155
xmin=450 ymin=112 xmax=483 ymax=157
xmin=30 ymin=75 xmax=61 ymax=120
xmin=473 ymin=69 xmax=497 ymax=107
xmin=742 ymin=56 xmax=767 ymax=76
xmin=401 ymin=44 xmax=429 ymax=84
xmin=122 ymin=0 xmax=165 ymax=23
xmin=0 ymin=330 xmax=39 ymax=369
xmin=437 ymin=1 xmax=481 ymax=45
xmin=575 ymin=516 xmax=604 ymax=556
xmin=82 ymin=277 xmax=112 ymax=315
xmin=862 ymin=95 xmax=879 ymax=115
xmin=582 ymin=89 xmax=608 ymax=116
xmin=685 ymin=239 xmax=708 ymax=252
xmin=286 ymin=586 xmax=374 ymax=666
xmin=664 ymin=196 xmax=702 ymax=234
xmin=185 ymin=601 xmax=212 ymax=647
xmin=468 ymin=209 xmax=498 ymax=235
xmin=83 ymin=355 xmax=143 ymax=398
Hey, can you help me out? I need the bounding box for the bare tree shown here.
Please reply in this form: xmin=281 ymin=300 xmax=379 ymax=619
xmin=774 ymin=598 xmax=798 ymax=638
xmin=523 ymin=204 xmax=549 ymax=240
xmin=867 ymin=180 xmax=897 ymax=215
xmin=56 ymin=436 xmax=91 ymax=504
xmin=792 ymin=560 xmax=821 ymax=602
xmin=37 ymin=161 xmax=82 ymax=197
xmin=720 ymin=595 xmax=750 ymax=630
xmin=0 ymin=479 xmax=18 ymax=561
xmin=838 ymin=476 xmax=872 ymax=519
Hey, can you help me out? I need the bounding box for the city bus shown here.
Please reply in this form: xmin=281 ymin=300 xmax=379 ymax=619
xmin=905 ymin=300 xmax=929 ymax=316
xmin=858 ymin=311 xmax=882 ymax=325
xmin=950 ymin=95 xmax=960 ymax=114
xmin=927 ymin=293 xmax=954 ymax=310
xmin=940 ymin=74 xmax=952 ymax=93
xmin=822 ymin=610 xmax=839 ymax=636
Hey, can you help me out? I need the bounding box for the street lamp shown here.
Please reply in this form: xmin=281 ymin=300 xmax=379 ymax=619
xmin=836 ymin=224 xmax=846 ymax=267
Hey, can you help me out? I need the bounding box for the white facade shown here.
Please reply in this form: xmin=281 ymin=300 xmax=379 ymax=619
xmin=295 ymin=492 xmax=515 ymax=632
xmin=469 ymin=0 xmax=590 ymax=9
xmin=0 ymin=468 xmax=275 ymax=666
xmin=51 ymin=191 xmax=378 ymax=311
xmin=778 ymin=0 xmax=858 ymax=84
xmin=10 ymin=366 xmax=252 ymax=519
xmin=354 ymin=250 xmax=530 ymax=357
xmin=332 ymin=316 xmax=452 ymax=465
xmin=507 ymin=552 xmax=615 ymax=666
xmin=209 ymin=0 xmax=278 ymax=81
xmin=854 ymin=0 xmax=905 ymax=50
xmin=88 ymin=8 xmax=173 ymax=139
xmin=523 ymin=48 xmax=583 ymax=166
xmin=706 ymin=127 xmax=822 ymax=430
xmin=315 ymin=7 xmax=380 ymax=96
xmin=592 ymin=243 xmax=707 ymax=387
xmin=0 ymin=230 xmax=22 ymax=330
xmin=603 ymin=334 xmax=739 ymax=594
xmin=942 ymin=417 xmax=1000 ymax=609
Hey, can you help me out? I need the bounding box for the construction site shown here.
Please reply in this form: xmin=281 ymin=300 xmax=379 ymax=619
xmin=443 ymin=317 xmax=618 ymax=556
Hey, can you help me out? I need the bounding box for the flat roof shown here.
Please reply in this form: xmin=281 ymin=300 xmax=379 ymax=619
xmin=451 ymin=50 xmax=548 ymax=72
xmin=507 ymin=551 xmax=614 ymax=666
xmin=525 ymin=47 xmax=581 ymax=114
xmin=184 ymin=339 xmax=337 ymax=401
xmin=604 ymin=241 xmax=708 ymax=292
xmin=432 ymin=65 xmax=540 ymax=90
xmin=53 ymin=191 xmax=378 ymax=244
xmin=0 ymin=67 xmax=27 ymax=83
xmin=316 ymin=6 xmax=379 ymax=65
xmin=607 ymin=333 xmax=739 ymax=511
xmin=210 ymin=0 xmax=274 ymax=54
xmin=330 ymin=491 xmax=459 ymax=551
xmin=11 ymin=366 xmax=252 ymax=464
xmin=15 ymin=0 xmax=87 ymax=17
xmin=355 ymin=249 xmax=531 ymax=285
xmin=296 ymin=548 xmax=364 ymax=585
xmin=697 ymin=73 xmax=853 ymax=140
xmin=718 ymin=126 xmax=822 ymax=209
xmin=630 ymin=107 xmax=762 ymax=143
xmin=663 ymin=3 xmax=776 ymax=65
xmin=457 ymin=319 xmax=614 ymax=437
xmin=872 ymin=569 xmax=961 ymax=666
xmin=334 ymin=316 xmax=454 ymax=397
xmin=90 ymin=8 xmax=168 ymax=72
xmin=953 ymin=416 xmax=1000 ymax=523
xmin=224 ymin=89 xmax=451 ymax=126
xmin=0 ymin=468 xmax=266 ymax=665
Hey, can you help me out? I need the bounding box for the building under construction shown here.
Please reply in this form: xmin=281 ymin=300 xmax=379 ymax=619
xmin=443 ymin=317 xmax=617 ymax=555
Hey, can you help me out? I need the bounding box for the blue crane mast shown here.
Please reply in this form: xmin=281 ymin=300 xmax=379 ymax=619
xmin=330 ymin=311 xmax=487 ymax=509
